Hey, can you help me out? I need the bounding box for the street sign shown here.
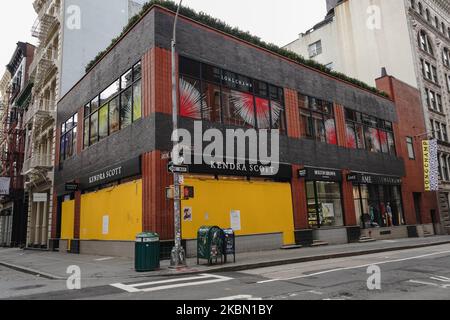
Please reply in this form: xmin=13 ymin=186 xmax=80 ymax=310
xmin=167 ymin=164 xmax=189 ymax=173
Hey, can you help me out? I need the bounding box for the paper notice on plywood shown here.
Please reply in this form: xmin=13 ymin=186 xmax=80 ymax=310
xmin=102 ymin=215 xmax=109 ymax=235
xmin=230 ymin=210 xmax=241 ymax=231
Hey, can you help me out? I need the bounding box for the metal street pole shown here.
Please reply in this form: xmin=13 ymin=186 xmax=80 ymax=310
xmin=170 ymin=0 xmax=186 ymax=268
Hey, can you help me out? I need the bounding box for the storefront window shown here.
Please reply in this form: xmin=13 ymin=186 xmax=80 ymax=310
xmin=109 ymin=96 xmax=120 ymax=134
xmin=352 ymin=180 xmax=405 ymax=229
xmin=83 ymin=60 xmax=142 ymax=149
xmin=306 ymin=181 xmax=344 ymax=228
xmin=179 ymin=56 xmax=286 ymax=132
xmin=98 ymin=105 xmax=108 ymax=140
xmin=133 ymin=79 xmax=142 ymax=121
xmin=298 ymin=94 xmax=337 ymax=145
xmin=346 ymin=108 xmax=395 ymax=155
xmin=84 ymin=118 xmax=89 ymax=149
xmin=201 ymin=82 xmax=221 ymax=122
xmin=255 ymin=96 xmax=271 ymax=129
xmin=89 ymin=111 xmax=98 ymax=146
xmin=120 ymin=86 xmax=132 ymax=129
xmin=222 ymin=88 xmax=250 ymax=127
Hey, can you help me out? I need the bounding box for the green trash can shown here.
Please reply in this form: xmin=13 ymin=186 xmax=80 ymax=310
xmin=135 ymin=232 xmax=160 ymax=272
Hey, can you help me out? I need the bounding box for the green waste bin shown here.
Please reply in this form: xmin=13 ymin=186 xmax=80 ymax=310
xmin=197 ymin=226 xmax=224 ymax=265
xmin=135 ymin=232 xmax=160 ymax=272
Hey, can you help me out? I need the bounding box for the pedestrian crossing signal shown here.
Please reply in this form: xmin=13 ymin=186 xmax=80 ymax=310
xmin=183 ymin=186 xmax=194 ymax=200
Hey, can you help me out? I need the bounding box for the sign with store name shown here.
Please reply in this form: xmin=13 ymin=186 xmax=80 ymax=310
xmin=65 ymin=183 xmax=79 ymax=192
xmin=298 ymin=167 xmax=342 ymax=182
xmin=79 ymin=157 xmax=141 ymax=189
xmin=423 ymin=139 xmax=439 ymax=191
xmin=221 ymin=73 xmax=253 ymax=90
xmin=33 ymin=193 xmax=48 ymax=202
xmin=187 ymin=161 xmax=292 ymax=180
xmin=0 ymin=177 xmax=10 ymax=195
xmin=347 ymin=172 xmax=402 ymax=186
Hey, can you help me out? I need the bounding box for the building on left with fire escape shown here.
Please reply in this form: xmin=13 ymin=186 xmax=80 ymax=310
xmin=0 ymin=42 xmax=35 ymax=247
xmin=22 ymin=0 xmax=147 ymax=250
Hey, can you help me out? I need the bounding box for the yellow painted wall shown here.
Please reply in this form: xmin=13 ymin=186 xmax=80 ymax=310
xmin=181 ymin=178 xmax=295 ymax=245
xmin=80 ymin=180 xmax=142 ymax=241
xmin=61 ymin=200 xmax=75 ymax=240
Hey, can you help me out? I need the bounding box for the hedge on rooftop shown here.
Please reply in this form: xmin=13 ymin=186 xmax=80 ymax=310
xmin=85 ymin=0 xmax=389 ymax=98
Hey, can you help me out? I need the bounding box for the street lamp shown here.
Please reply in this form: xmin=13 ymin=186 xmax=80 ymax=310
xmin=170 ymin=0 xmax=186 ymax=269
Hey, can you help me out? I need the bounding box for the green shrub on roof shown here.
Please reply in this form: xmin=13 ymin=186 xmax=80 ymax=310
xmin=85 ymin=0 xmax=389 ymax=98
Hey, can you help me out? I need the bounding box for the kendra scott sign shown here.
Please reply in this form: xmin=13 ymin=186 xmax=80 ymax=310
xmin=423 ymin=139 xmax=439 ymax=191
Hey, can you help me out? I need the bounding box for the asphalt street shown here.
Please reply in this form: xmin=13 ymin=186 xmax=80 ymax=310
xmin=1 ymin=243 xmax=450 ymax=300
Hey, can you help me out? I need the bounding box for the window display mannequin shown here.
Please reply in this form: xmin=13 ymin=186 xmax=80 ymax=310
xmin=386 ymin=202 xmax=393 ymax=227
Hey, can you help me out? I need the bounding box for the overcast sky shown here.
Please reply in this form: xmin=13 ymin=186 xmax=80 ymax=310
xmin=0 ymin=0 xmax=326 ymax=77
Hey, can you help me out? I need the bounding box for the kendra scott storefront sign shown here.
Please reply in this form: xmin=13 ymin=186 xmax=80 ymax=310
xmin=79 ymin=157 xmax=141 ymax=189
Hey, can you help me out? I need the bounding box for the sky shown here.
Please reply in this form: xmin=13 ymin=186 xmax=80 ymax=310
xmin=0 ymin=0 xmax=326 ymax=77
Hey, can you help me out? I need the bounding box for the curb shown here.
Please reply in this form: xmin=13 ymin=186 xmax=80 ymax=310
xmin=152 ymin=239 xmax=450 ymax=277
xmin=1 ymin=240 xmax=450 ymax=280
xmin=0 ymin=261 xmax=64 ymax=280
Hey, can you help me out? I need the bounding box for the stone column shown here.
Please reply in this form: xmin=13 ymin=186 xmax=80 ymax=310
xmin=41 ymin=196 xmax=49 ymax=246
xmin=34 ymin=201 xmax=41 ymax=246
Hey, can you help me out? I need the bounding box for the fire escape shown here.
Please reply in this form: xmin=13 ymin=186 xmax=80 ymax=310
xmin=22 ymin=0 xmax=60 ymax=181
xmin=1 ymin=88 xmax=25 ymax=201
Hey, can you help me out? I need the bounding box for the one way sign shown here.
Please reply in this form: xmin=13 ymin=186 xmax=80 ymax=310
xmin=167 ymin=164 xmax=189 ymax=173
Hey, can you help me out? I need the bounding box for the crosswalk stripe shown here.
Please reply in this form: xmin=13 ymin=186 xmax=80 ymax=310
xmin=111 ymin=274 xmax=232 ymax=293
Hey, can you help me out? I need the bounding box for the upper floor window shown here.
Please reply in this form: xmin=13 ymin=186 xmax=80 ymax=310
xmin=298 ymin=94 xmax=336 ymax=145
xmin=431 ymin=119 xmax=448 ymax=142
xmin=411 ymin=0 xmax=415 ymax=9
xmin=345 ymin=108 xmax=396 ymax=155
xmin=426 ymin=8 xmax=430 ymax=22
xmin=435 ymin=16 xmax=439 ymax=29
xmin=60 ymin=113 xmax=78 ymax=162
xmin=425 ymin=88 xmax=443 ymax=113
xmin=443 ymin=48 xmax=450 ymax=67
xmin=83 ymin=61 xmax=142 ymax=149
xmin=421 ymin=59 xmax=438 ymax=83
xmin=418 ymin=30 xmax=433 ymax=55
xmin=418 ymin=2 xmax=423 ymax=15
xmin=178 ymin=56 xmax=286 ymax=133
xmin=308 ymin=40 xmax=323 ymax=58
xmin=406 ymin=137 xmax=415 ymax=160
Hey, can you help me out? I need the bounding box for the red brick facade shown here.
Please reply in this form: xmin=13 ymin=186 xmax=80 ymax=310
xmin=376 ymin=76 xmax=438 ymax=225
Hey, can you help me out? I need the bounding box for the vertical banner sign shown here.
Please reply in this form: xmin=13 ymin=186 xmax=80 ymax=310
xmin=0 ymin=177 xmax=10 ymax=195
xmin=423 ymin=139 xmax=439 ymax=191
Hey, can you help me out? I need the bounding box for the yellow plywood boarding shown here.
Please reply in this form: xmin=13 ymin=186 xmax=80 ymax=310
xmin=61 ymin=200 xmax=75 ymax=240
xmin=181 ymin=178 xmax=295 ymax=245
xmin=80 ymin=180 xmax=142 ymax=240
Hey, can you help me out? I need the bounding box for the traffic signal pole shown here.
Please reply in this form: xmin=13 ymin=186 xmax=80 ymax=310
xmin=169 ymin=0 xmax=186 ymax=269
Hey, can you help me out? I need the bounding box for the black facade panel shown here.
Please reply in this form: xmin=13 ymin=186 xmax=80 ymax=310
xmin=55 ymin=7 xmax=404 ymax=194
xmin=154 ymin=10 xmax=397 ymax=122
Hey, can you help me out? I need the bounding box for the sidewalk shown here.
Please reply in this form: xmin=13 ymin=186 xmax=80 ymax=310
xmin=1 ymin=236 xmax=450 ymax=282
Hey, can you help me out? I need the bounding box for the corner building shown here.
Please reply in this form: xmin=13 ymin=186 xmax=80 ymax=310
xmin=54 ymin=4 xmax=438 ymax=258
